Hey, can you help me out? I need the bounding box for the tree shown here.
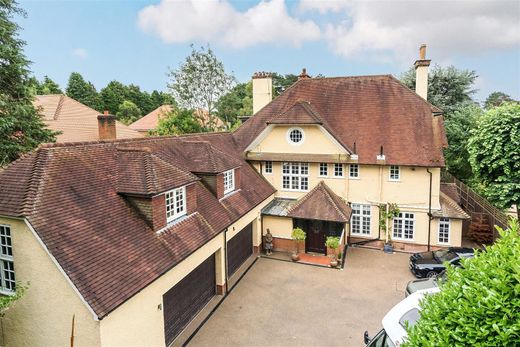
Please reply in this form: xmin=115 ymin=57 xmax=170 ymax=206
xmin=168 ymin=45 xmax=235 ymax=131
xmin=100 ymin=80 xmax=127 ymax=115
xmin=484 ymin=91 xmax=515 ymax=109
xmin=400 ymin=65 xmax=478 ymax=114
xmin=272 ymin=73 xmax=298 ymax=97
xmin=444 ymin=103 xmax=483 ymax=181
xmin=150 ymin=90 xmax=175 ymax=110
xmin=216 ymin=82 xmax=252 ymax=127
xmin=404 ymin=219 xmax=520 ymax=346
xmin=38 ymin=76 xmax=62 ymax=94
xmin=153 ymin=108 xmax=202 ymax=136
xmin=467 ymin=102 xmax=520 ymax=218
xmin=0 ymin=0 xmax=57 ymax=165
xmin=65 ymin=72 xmax=103 ymax=111
xmin=116 ymin=100 xmax=142 ymax=125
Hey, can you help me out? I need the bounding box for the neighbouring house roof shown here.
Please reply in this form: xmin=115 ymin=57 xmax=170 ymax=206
xmin=0 ymin=133 xmax=275 ymax=319
xmin=234 ymin=75 xmax=447 ymax=167
xmin=34 ymin=95 xmax=142 ymax=142
xmin=433 ymin=191 xmax=470 ymax=219
xmin=128 ymin=105 xmax=225 ymax=132
xmin=287 ymin=181 xmax=352 ymax=223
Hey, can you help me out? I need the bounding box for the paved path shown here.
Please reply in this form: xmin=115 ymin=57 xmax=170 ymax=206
xmin=189 ymin=247 xmax=414 ymax=347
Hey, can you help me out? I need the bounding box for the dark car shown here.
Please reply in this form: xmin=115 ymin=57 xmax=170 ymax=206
xmin=409 ymin=247 xmax=474 ymax=278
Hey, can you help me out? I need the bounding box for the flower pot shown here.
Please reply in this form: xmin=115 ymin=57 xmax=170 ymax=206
xmin=291 ymin=253 xmax=300 ymax=261
xmin=383 ymin=243 xmax=394 ymax=254
xmin=330 ymin=259 xmax=338 ymax=268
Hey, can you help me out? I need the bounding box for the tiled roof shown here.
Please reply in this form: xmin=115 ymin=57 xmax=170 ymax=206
xmin=267 ymin=101 xmax=323 ymax=125
xmin=440 ymin=183 xmax=460 ymax=204
xmin=433 ymin=191 xmax=470 ymax=219
xmin=34 ymin=95 xmax=142 ymax=142
xmin=0 ymin=133 xmax=275 ymax=318
xmin=234 ymin=75 xmax=447 ymax=167
xmin=116 ymin=147 xmax=199 ymax=196
xmin=287 ymin=181 xmax=352 ymax=222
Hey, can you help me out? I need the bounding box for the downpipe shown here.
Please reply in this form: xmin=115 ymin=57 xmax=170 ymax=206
xmin=426 ymin=169 xmax=433 ymax=252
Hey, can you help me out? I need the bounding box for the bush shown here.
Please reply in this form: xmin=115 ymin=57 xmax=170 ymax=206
xmin=403 ymin=219 xmax=520 ymax=346
xmin=325 ymin=236 xmax=340 ymax=249
xmin=291 ymin=227 xmax=306 ymax=241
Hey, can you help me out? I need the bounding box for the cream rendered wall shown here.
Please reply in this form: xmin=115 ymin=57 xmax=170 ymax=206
xmin=252 ymin=125 xmax=347 ymax=155
xmin=99 ymin=233 xmax=225 ymax=347
xmin=263 ymin=216 xmax=293 ymax=239
xmin=226 ymin=194 xmax=274 ymax=247
xmin=0 ymin=217 xmax=100 ymax=347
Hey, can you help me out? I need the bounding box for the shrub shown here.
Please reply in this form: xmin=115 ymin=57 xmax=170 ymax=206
xmin=291 ymin=227 xmax=306 ymax=241
xmin=403 ymin=219 xmax=520 ymax=346
xmin=325 ymin=236 xmax=340 ymax=249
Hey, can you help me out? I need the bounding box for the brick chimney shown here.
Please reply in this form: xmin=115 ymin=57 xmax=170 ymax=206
xmin=252 ymin=72 xmax=273 ymax=115
xmin=97 ymin=111 xmax=117 ymax=140
xmin=298 ymin=68 xmax=310 ymax=80
xmin=414 ymin=44 xmax=431 ymax=100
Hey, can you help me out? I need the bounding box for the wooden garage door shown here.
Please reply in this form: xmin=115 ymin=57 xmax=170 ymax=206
xmin=227 ymin=222 xmax=253 ymax=276
xmin=163 ymin=254 xmax=216 ymax=346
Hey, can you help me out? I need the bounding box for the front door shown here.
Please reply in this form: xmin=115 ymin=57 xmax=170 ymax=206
xmin=306 ymin=220 xmax=326 ymax=254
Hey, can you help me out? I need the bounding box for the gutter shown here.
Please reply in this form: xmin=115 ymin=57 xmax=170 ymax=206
xmin=426 ymin=168 xmax=433 ymax=251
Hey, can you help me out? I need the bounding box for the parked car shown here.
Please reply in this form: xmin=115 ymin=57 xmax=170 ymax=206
xmin=405 ymin=271 xmax=447 ymax=297
xmin=409 ymin=247 xmax=474 ymax=278
xmin=364 ymin=288 xmax=440 ymax=346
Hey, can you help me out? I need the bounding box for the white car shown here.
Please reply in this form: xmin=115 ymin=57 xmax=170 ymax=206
xmin=364 ymin=288 xmax=440 ymax=346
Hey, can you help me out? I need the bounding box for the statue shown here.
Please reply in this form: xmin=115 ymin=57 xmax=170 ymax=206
xmin=264 ymin=229 xmax=273 ymax=255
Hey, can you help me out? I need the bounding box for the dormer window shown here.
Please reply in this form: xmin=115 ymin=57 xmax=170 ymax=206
xmin=165 ymin=187 xmax=186 ymax=222
xmin=223 ymin=169 xmax=235 ymax=194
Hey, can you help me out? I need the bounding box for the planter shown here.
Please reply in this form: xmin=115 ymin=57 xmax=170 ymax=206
xmin=330 ymin=259 xmax=338 ymax=268
xmin=383 ymin=243 xmax=394 ymax=254
xmin=291 ymin=253 xmax=300 ymax=261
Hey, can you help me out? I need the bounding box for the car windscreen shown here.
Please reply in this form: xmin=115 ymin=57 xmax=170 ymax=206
xmin=399 ymin=308 xmax=420 ymax=329
xmin=434 ymin=249 xmax=457 ymax=262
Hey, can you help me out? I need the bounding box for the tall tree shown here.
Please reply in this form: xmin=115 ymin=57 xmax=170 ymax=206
xmin=272 ymin=73 xmax=298 ymax=97
xmin=168 ymin=45 xmax=235 ymax=130
xmin=153 ymin=108 xmax=202 ymax=136
xmin=400 ymin=65 xmax=478 ymax=114
xmin=38 ymin=76 xmax=62 ymax=94
xmin=65 ymin=72 xmax=103 ymax=111
xmin=216 ymin=82 xmax=252 ymax=128
xmin=484 ymin=91 xmax=514 ymax=109
xmin=100 ymin=80 xmax=127 ymax=115
xmin=0 ymin=0 xmax=57 ymax=165
xmin=467 ymin=102 xmax=520 ymax=218
xmin=116 ymin=100 xmax=142 ymax=125
xmin=150 ymin=90 xmax=175 ymax=110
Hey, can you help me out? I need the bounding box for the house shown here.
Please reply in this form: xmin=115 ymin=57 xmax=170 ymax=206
xmin=34 ymin=94 xmax=142 ymax=142
xmin=0 ymin=46 xmax=468 ymax=346
xmin=129 ymin=105 xmax=225 ymax=134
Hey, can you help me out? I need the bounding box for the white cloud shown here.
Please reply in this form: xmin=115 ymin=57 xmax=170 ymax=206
xmin=72 ymin=48 xmax=87 ymax=59
xmin=311 ymin=1 xmax=520 ymax=63
xmin=137 ymin=0 xmax=321 ymax=48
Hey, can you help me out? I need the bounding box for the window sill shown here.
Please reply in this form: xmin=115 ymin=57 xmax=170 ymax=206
xmin=166 ymin=213 xmax=187 ymax=225
xmin=331 ymin=176 xmax=345 ymax=179
xmin=350 ymin=233 xmax=372 ymax=238
xmin=388 ymin=179 xmax=401 ymax=182
xmin=392 ymin=237 xmax=415 ymax=242
xmin=0 ymin=289 xmax=15 ymax=296
xmin=348 ymin=177 xmax=360 ymax=180
xmin=280 ymin=188 xmax=309 ymax=193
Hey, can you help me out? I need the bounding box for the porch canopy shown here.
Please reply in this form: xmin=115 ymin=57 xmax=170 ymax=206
xmin=262 ymin=181 xmax=352 ymax=223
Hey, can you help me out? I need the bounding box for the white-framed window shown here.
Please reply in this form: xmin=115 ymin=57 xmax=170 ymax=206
xmin=286 ymin=127 xmax=305 ymax=145
xmin=389 ymin=165 xmax=400 ymax=181
xmin=349 ymin=164 xmax=359 ymax=178
xmin=0 ymin=225 xmax=15 ymax=293
xmin=282 ymin=162 xmax=309 ymax=191
xmin=334 ymin=163 xmax=344 ymax=177
xmin=165 ymin=187 xmax=187 ymax=222
xmin=393 ymin=212 xmax=415 ymax=240
xmin=319 ymin=163 xmax=328 ymax=177
xmin=351 ymin=204 xmax=371 ymax=235
xmin=438 ymin=217 xmax=450 ymax=244
xmin=223 ymin=169 xmax=235 ymax=194
xmin=264 ymin=161 xmax=273 ymax=174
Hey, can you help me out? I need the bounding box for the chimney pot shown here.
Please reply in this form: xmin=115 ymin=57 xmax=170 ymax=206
xmin=298 ymin=68 xmax=310 ymax=80
xmin=97 ymin=113 xmax=117 ymax=140
xmin=419 ymin=44 xmax=426 ymax=60
xmin=414 ymin=44 xmax=431 ymax=100
xmin=103 ymin=110 xmax=109 ymax=115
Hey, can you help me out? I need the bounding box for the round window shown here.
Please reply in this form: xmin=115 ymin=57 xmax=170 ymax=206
xmin=287 ymin=128 xmax=304 ymax=145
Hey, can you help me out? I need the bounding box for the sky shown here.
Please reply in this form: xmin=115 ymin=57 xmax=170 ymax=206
xmin=17 ymin=0 xmax=520 ymax=103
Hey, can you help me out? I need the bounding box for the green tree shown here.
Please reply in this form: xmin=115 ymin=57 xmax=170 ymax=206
xmin=0 ymin=0 xmax=57 ymax=165
xmin=116 ymin=100 xmax=142 ymax=125
xmin=150 ymin=90 xmax=176 ymax=110
xmin=38 ymin=76 xmax=62 ymax=94
xmin=272 ymin=73 xmax=298 ymax=96
xmin=400 ymin=65 xmax=477 ymax=114
xmin=100 ymin=80 xmax=127 ymax=115
xmin=126 ymin=84 xmax=153 ymax=114
xmin=216 ymin=82 xmax=252 ymax=127
xmin=404 ymin=219 xmax=520 ymax=346
xmin=484 ymin=91 xmax=515 ymax=109
xmin=153 ymin=108 xmax=202 ymax=135
xmin=444 ymin=103 xmax=483 ymax=181
xmin=65 ymin=72 xmax=103 ymax=111
xmin=168 ymin=45 xmax=235 ymax=131
xmin=467 ymin=102 xmax=520 ymax=218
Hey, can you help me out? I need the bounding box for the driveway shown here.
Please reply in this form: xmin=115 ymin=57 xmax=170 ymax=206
xmin=189 ymin=247 xmax=414 ymax=347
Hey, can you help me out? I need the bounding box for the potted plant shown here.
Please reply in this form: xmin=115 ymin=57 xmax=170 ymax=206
xmin=325 ymin=236 xmax=340 ymax=267
xmin=379 ymin=203 xmax=400 ymax=254
xmin=291 ymin=227 xmax=306 ymax=261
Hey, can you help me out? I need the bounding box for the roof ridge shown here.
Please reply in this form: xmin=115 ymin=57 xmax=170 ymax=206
xmin=320 ymin=182 xmax=348 ymax=220
xmin=21 ymin=148 xmax=50 ymax=216
xmin=53 ymin=94 xmax=65 ymax=120
xmin=143 ymin=152 xmax=158 ymax=194
xmin=287 ymin=181 xmax=322 ymax=214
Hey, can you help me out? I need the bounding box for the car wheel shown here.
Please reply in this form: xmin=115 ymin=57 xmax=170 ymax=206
xmin=426 ymin=271 xmax=437 ymax=278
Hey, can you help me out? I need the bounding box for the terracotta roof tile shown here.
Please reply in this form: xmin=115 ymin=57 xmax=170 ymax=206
xmin=433 ymin=191 xmax=470 ymax=219
xmin=267 ymin=101 xmax=323 ymax=125
xmin=287 ymin=181 xmax=352 ymax=222
xmin=234 ymin=75 xmax=446 ymax=167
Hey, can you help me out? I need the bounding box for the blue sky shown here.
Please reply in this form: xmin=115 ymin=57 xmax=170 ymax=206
xmin=18 ymin=0 xmax=520 ymax=102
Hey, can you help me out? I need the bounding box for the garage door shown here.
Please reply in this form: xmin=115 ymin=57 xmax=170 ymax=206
xmin=227 ymin=222 xmax=253 ymax=276
xmin=163 ymin=254 xmax=216 ymax=346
